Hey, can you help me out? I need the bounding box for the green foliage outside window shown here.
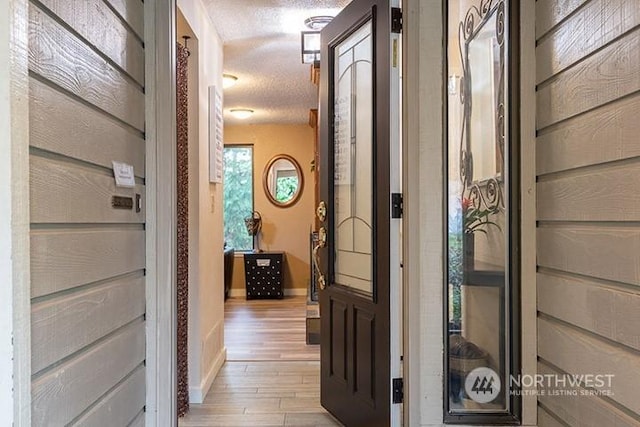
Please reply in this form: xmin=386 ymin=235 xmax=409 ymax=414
xmin=223 ymin=146 xmax=253 ymax=251
xmin=275 ymin=176 xmax=298 ymax=203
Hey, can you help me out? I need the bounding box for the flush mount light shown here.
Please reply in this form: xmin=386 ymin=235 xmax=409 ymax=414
xmin=222 ymin=74 xmax=238 ymax=89
xmin=304 ymin=16 xmax=333 ymax=30
xmin=229 ymin=109 xmax=254 ymax=120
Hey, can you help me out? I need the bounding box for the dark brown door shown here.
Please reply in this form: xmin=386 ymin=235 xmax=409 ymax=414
xmin=317 ymin=0 xmax=392 ymax=425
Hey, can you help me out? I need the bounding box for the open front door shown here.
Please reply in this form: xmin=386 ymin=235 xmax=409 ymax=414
xmin=317 ymin=0 xmax=399 ymax=425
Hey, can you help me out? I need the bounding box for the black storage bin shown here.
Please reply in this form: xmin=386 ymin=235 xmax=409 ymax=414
xmin=243 ymin=252 xmax=284 ymax=299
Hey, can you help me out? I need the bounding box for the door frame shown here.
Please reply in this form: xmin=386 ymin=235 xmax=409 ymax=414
xmin=145 ymin=0 xmax=179 ymax=425
xmin=2 ymin=0 xmax=31 ymax=424
xmin=401 ymin=0 xmax=445 ymax=424
xmin=2 ymin=0 xmax=179 ymax=425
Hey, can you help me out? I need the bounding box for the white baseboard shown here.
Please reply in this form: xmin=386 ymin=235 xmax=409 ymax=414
xmin=188 ymin=347 xmax=226 ymax=404
xmin=228 ymin=288 xmax=307 ymax=298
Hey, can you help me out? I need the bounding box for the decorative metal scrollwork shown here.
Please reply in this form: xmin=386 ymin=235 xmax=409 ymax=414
xmin=496 ymin=102 xmax=505 ymax=161
xmin=459 ymin=0 xmax=506 ymax=214
xmin=496 ymin=1 xmax=506 ymax=46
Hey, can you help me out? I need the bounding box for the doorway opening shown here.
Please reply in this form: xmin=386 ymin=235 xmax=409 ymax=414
xmin=175 ymin=1 xmax=402 ymax=426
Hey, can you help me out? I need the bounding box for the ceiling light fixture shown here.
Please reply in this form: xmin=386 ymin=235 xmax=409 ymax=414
xmin=229 ymin=108 xmax=254 ymax=120
xmin=222 ymin=74 xmax=238 ymax=89
xmin=304 ymin=16 xmax=333 ymax=30
xmin=301 ymin=16 xmax=333 ymax=64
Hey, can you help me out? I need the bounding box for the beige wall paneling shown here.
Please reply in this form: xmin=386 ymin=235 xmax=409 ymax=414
xmin=538 ymin=317 xmax=640 ymax=414
xmin=537 ymin=362 xmax=640 ymax=427
xmin=537 ymin=406 xmax=568 ymax=427
xmin=30 ymin=156 xmax=145 ymax=224
xmin=28 ymin=4 xmax=145 ymax=131
xmin=536 ymin=0 xmax=640 ymax=422
xmin=26 ymin=0 xmax=152 ymax=421
xmin=537 ymin=271 xmax=640 ymax=351
xmin=1 ymin=0 xmax=31 ymax=423
xmin=31 ymin=274 xmax=145 ymax=373
xmin=537 ymin=28 xmax=640 ymax=129
xmin=536 ymin=93 xmax=640 ymax=175
xmin=70 ymin=365 xmax=145 ymax=427
xmin=535 ymin=0 xmax=590 ymax=38
xmin=29 ymin=77 xmax=145 ymax=175
xmin=537 ymin=163 xmax=640 ymax=221
xmin=537 ymin=226 xmax=640 ymax=286
xmin=31 ymin=320 xmax=145 ymax=425
xmin=30 ymin=229 xmax=145 ymax=298
xmin=104 ymin=0 xmax=144 ymax=40
xmin=36 ymin=0 xmax=145 ymax=84
xmin=129 ymin=410 xmax=146 ymax=427
xmin=536 ymin=0 xmax=640 ymax=83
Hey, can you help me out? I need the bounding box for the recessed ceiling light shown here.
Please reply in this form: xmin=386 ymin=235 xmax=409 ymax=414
xmin=229 ymin=109 xmax=254 ymax=120
xmin=222 ymin=74 xmax=238 ymax=89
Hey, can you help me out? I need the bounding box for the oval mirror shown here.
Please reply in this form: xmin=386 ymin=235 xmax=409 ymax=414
xmin=263 ymin=154 xmax=304 ymax=207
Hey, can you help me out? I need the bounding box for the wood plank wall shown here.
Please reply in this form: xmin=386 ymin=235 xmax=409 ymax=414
xmin=535 ymin=0 xmax=640 ymax=425
xmin=28 ymin=0 xmax=147 ymax=425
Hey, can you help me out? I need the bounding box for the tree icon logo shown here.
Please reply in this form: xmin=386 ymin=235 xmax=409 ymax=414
xmin=464 ymin=367 xmax=501 ymax=403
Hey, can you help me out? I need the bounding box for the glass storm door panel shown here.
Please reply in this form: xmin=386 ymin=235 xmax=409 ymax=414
xmin=334 ymin=20 xmax=374 ymax=297
xmin=445 ymin=0 xmax=520 ymax=423
xmin=318 ymin=0 xmax=393 ymax=425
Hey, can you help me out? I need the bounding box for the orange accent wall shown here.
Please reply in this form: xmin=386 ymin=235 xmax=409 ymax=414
xmin=225 ymin=124 xmax=315 ymax=294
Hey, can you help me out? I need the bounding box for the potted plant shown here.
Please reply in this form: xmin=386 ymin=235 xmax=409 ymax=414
xmin=462 ymin=197 xmax=500 ymax=271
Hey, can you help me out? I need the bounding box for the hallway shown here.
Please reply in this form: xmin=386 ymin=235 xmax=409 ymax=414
xmin=180 ymin=297 xmax=341 ymax=426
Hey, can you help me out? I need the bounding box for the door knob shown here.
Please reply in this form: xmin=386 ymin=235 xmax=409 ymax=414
xmin=313 ymin=226 xmax=327 ymax=291
xmin=317 ymin=227 xmax=327 ymax=248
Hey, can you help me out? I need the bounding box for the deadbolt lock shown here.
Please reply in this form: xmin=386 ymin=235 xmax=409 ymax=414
xmin=316 ymin=201 xmax=327 ymax=222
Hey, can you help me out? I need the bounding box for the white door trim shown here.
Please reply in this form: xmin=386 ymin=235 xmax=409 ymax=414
xmin=1 ymin=0 xmax=31 ymax=424
xmin=518 ymin=0 xmax=537 ymax=423
xmin=402 ymin=0 xmax=445 ymax=424
xmin=389 ymin=1 xmax=402 ymax=426
xmin=145 ymin=0 xmax=178 ymax=425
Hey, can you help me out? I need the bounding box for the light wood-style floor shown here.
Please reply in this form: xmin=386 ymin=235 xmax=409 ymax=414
xmin=180 ymin=297 xmax=342 ymax=427
xmin=225 ymin=296 xmax=320 ymax=361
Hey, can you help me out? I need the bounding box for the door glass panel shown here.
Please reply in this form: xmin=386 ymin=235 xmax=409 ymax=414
xmin=333 ymin=20 xmax=373 ymax=296
xmin=446 ymin=0 xmax=513 ymax=417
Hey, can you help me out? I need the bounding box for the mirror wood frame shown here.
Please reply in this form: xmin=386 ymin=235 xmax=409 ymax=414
xmin=262 ymin=154 xmax=304 ymax=207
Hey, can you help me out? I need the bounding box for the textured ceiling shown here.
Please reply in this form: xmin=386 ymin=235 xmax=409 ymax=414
xmin=203 ymin=0 xmax=351 ymax=124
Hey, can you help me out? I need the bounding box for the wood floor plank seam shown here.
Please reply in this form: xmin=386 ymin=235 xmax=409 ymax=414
xmin=179 ymin=297 xmax=342 ymax=427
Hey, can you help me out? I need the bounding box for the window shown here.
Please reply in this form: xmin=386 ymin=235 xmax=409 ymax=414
xmin=223 ymin=145 xmax=253 ymax=251
xmin=444 ymin=0 xmax=520 ymax=423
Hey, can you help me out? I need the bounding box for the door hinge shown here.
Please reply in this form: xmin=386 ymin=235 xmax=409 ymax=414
xmin=392 ymin=377 xmax=404 ymax=404
xmin=391 ymin=8 xmax=403 ymax=33
xmin=391 ymin=193 xmax=403 ymax=218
